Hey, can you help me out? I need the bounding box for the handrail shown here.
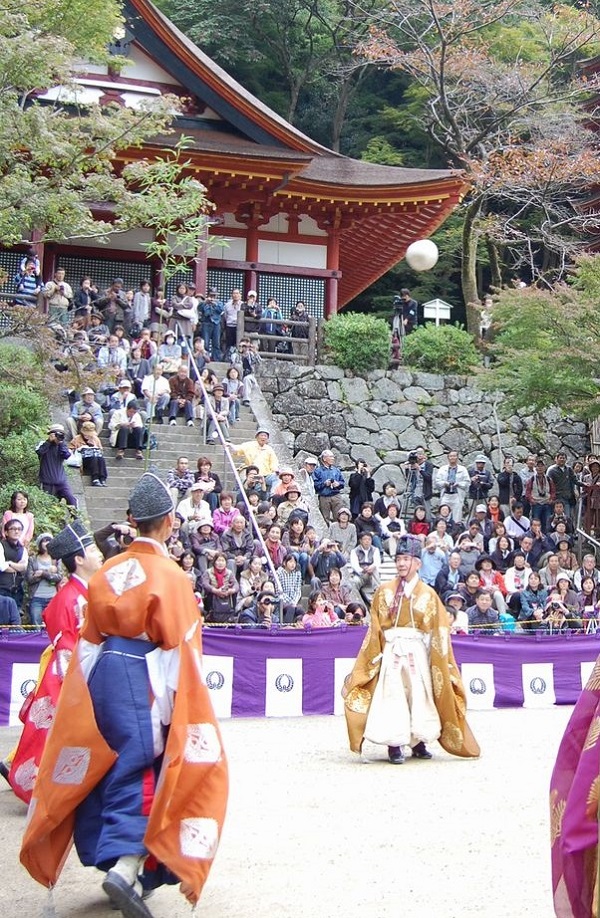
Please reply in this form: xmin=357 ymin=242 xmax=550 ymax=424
xmin=173 ymin=321 xmax=283 ymax=597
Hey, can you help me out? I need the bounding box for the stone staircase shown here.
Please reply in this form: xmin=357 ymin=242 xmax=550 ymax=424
xmin=79 ymin=363 xmax=259 ymax=531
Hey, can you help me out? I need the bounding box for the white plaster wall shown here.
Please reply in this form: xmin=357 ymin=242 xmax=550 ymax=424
xmin=258 ymin=241 xmax=326 ymax=268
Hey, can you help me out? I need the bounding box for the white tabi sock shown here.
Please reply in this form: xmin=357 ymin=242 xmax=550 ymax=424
xmin=111 ymin=854 xmax=145 ymax=887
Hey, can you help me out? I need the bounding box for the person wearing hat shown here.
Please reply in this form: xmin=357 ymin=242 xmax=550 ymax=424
xmin=467 ymin=454 xmax=494 ymax=511
xmin=276 ymin=484 xmax=309 ymax=528
xmin=107 ymin=377 xmax=136 ymax=418
xmin=343 ymin=533 xmax=479 ymax=765
xmin=328 ymin=505 xmax=357 ymax=559
xmin=228 ymin=429 xmax=279 ymax=493
xmin=207 ymin=381 xmax=230 ymax=441
xmin=66 ymin=387 xmax=104 ymax=439
xmin=199 ymin=287 xmax=225 ymax=361
xmin=36 ymin=424 xmax=78 ymax=508
xmin=313 ymin=449 xmax=346 ymax=523
xmin=109 ymin=400 xmax=145 ymax=460
xmin=20 ymin=474 xmax=229 ymax=915
xmin=167 ymin=363 xmax=195 ymax=427
xmin=242 ymin=290 xmax=261 ymax=334
xmin=177 ymin=481 xmax=213 ymax=534
xmin=6 ymin=520 xmax=103 ymax=803
xmin=445 ymin=591 xmax=468 ymax=634
xmin=69 ymin=419 xmax=108 ymax=487
xmin=296 ymin=454 xmax=318 ymax=498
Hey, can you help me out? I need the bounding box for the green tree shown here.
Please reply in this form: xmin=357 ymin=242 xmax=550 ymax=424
xmin=358 ymin=1 xmax=600 ymax=329
xmin=159 ymin=0 xmax=381 ymax=150
xmin=0 ymin=0 xmax=178 ymax=246
xmin=483 ymin=254 xmax=600 ymax=419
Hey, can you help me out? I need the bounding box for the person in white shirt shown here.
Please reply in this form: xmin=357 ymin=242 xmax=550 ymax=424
xmin=224 ymin=288 xmax=243 ymax=353
xmin=433 ymin=450 xmax=470 ymax=523
xmin=108 ymin=401 xmax=145 ymax=460
xmin=504 ymin=551 xmax=532 ymax=617
xmin=176 ymin=483 xmax=212 ymax=535
xmin=504 ymin=502 xmax=531 ymax=541
xmin=142 ymin=363 xmax=171 ymax=424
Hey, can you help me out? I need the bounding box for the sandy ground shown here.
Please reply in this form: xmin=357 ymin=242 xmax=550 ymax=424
xmin=0 ymin=706 xmax=573 ymax=918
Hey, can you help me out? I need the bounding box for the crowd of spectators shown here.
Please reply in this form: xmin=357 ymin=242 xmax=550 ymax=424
xmin=5 ymin=264 xmax=600 ymax=636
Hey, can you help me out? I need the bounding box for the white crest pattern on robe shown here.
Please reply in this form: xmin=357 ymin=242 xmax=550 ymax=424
xmin=184 ymin=723 xmax=221 ymax=764
xmin=104 ymin=558 xmax=147 ymax=596
xmin=179 ymin=817 xmax=219 ymax=859
xmin=14 ymin=757 xmax=37 ymax=792
xmin=28 ymin=695 xmax=56 ymax=730
xmin=52 ymin=746 xmax=91 ymax=785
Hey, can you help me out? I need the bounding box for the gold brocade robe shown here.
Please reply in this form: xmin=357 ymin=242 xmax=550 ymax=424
xmin=343 ymin=577 xmax=480 ymax=758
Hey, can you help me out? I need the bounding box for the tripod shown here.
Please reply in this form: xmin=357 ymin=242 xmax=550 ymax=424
xmin=400 ymin=466 xmax=421 ymax=523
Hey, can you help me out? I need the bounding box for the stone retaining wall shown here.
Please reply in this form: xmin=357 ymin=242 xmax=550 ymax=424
xmin=257 ymin=363 xmax=588 ymax=491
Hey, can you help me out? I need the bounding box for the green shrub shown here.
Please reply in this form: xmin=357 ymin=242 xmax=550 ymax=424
xmin=323 ymin=312 xmax=390 ymax=375
xmin=402 ymin=323 xmax=479 ymax=374
xmin=0 ymin=384 xmax=50 ymax=436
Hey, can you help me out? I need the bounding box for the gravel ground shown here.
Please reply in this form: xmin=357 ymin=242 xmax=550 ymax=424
xmin=0 ymin=705 xmax=573 ymax=918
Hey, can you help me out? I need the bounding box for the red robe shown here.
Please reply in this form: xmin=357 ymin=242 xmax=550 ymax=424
xmin=20 ymin=539 xmax=228 ymax=906
xmin=9 ymin=576 xmax=88 ymax=803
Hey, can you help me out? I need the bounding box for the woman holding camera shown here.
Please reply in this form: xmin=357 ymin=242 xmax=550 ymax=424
xmin=348 ymin=459 xmax=375 ymax=518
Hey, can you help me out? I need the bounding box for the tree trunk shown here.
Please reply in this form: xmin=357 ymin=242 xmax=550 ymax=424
xmin=486 ymin=235 xmax=502 ymax=291
xmin=461 ymin=197 xmax=483 ymax=335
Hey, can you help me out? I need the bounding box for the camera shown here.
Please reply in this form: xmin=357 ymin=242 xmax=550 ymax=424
xmin=407 ymin=451 xmax=419 ymax=465
xmin=54 ymin=431 xmax=65 ymax=441
xmin=550 ymin=602 xmax=562 ymax=611
xmin=393 ymin=294 xmax=403 ymax=313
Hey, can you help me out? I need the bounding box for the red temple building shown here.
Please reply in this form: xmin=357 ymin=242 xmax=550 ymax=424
xmin=4 ymin=0 xmax=466 ymax=317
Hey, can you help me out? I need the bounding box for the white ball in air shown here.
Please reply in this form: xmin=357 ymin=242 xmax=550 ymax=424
xmin=405 ymin=239 xmax=439 ymax=272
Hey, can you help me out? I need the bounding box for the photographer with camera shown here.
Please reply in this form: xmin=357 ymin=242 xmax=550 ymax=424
xmin=434 ymin=450 xmax=470 ymax=523
xmin=391 ymin=288 xmax=418 ymax=336
xmin=35 ymin=424 xmax=78 ymax=508
xmin=349 ymin=458 xmax=375 ymax=517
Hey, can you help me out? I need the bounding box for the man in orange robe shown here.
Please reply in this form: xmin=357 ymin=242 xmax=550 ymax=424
xmin=343 ymin=534 xmax=480 ymax=764
xmin=20 ymin=472 xmax=229 ymax=918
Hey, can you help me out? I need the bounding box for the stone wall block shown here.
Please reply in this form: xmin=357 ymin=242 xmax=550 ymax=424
xmin=366 ymin=400 xmax=389 ymax=417
xmin=295 ymin=431 xmax=330 ymax=454
xmin=348 ymin=406 xmax=380 ymax=432
xmin=293 ymin=379 xmax=329 ymax=399
xmin=373 ymin=463 xmax=406 ymax=491
xmin=403 ymin=386 xmax=433 ymax=404
xmin=330 ymin=436 xmax=351 ymax=453
xmin=349 ymin=444 xmax=382 ymax=468
xmin=387 ymin=416 xmax=416 ymax=435
xmin=413 ymin=371 xmax=445 ymax=391
xmin=327 ymin=381 xmax=343 ymax=401
xmin=346 ymin=426 xmax=372 ymax=444
xmin=340 ymin=377 xmax=371 ymax=405
xmin=319 ymin=366 xmax=345 ymax=380
xmin=389 ymin=401 xmax=420 ymax=417
xmin=442 ymin=427 xmax=483 ymax=455
xmin=372 ymin=377 xmax=405 ymax=403
xmin=388 ymin=369 xmax=414 ymax=388
xmin=370 ymin=430 xmax=398 ymax=451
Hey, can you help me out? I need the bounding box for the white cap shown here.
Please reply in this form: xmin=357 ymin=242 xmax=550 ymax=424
xmin=247 ymin=290 xmax=257 ymax=298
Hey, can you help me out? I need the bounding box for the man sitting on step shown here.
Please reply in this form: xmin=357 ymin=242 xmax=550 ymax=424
xmin=166 ymin=456 xmax=196 ymax=506
xmin=168 ymin=364 xmax=195 ymax=427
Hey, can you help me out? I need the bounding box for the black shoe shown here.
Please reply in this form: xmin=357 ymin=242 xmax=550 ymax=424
xmin=412 ymin=741 xmax=433 ymax=760
xmin=0 ymin=759 xmax=10 ymax=784
xmin=388 ymin=745 xmax=404 ymax=764
xmin=102 ymin=871 xmax=154 ymax=918
xmin=154 ymin=417 xmax=163 ymax=425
